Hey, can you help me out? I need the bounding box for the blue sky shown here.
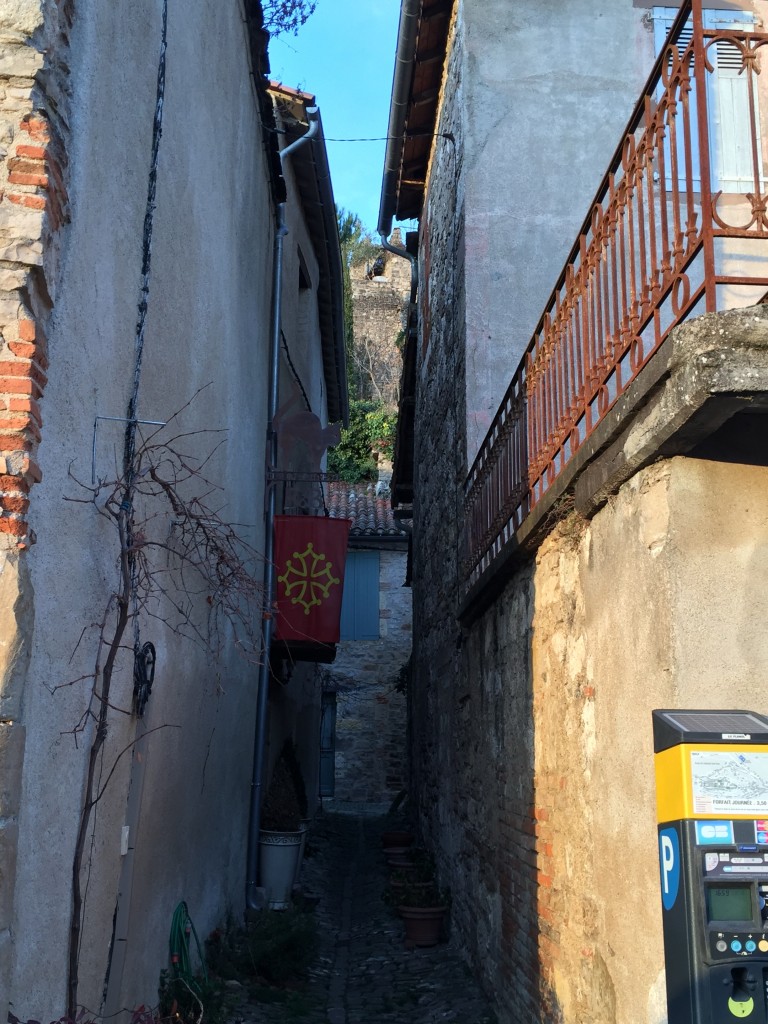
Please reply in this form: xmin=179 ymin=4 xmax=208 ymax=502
xmin=268 ymin=0 xmax=402 ymax=234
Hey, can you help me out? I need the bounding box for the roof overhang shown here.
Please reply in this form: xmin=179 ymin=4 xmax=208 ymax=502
xmin=378 ymin=0 xmax=454 ymax=236
xmin=269 ymin=84 xmax=349 ymax=426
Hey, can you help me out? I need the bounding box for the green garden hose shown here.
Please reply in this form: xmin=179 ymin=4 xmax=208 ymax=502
xmin=169 ymin=901 xmax=208 ymax=995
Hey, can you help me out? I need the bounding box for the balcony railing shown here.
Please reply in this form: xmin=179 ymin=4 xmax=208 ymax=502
xmin=463 ymin=0 xmax=768 ymax=589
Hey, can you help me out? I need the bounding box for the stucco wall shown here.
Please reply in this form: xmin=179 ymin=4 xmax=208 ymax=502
xmin=413 ymin=454 xmax=768 ymax=1024
xmin=6 ymin=0 xmax=283 ymax=1015
xmin=458 ymin=0 xmax=654 ymax=459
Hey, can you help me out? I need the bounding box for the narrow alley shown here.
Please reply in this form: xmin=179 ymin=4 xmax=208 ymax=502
xmin=229 ymin=811 xmax=497 ymax=1024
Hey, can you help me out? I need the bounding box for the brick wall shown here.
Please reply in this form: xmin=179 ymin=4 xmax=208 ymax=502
xmin=0 ymin=1 xmax=70 ymax=1014
xmin=0 ymin=2 xmax=71 ymax=545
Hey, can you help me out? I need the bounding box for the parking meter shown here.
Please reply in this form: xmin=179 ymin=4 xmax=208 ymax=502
xmin=653 ymin=709 xmax=768 ymax=1023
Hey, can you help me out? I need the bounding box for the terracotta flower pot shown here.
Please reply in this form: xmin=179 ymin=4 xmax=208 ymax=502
xmin=381 ymin=830 xmax=414 ymax=848
xmin=384 ymin=846 xmax=413 ymax=868
xmin=398 ymin=904 xmax=447 ymax=948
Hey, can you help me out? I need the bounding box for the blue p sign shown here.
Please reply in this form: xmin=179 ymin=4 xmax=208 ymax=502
xmin=659 ymin=827 xmax=680 ymax=911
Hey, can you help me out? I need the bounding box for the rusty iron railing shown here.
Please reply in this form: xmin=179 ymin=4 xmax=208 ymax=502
xmin=463 ymin=0 xmax=768 ymax=588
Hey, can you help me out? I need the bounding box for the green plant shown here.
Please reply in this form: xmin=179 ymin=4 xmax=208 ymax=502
xmin=206 ymin=909 xmax=318 ymax=989
xmin=158 ymin=968 xmax=231 ymax=1024
xmin=327 ymin=399 xmax=397 ymax=482
xmin=397 ymin=883 xmax=450 ymax=908
xmin=405 ymin=847 xmax=435 ymax=882
xmin=246 ymin=907 xmax=319 ymax=986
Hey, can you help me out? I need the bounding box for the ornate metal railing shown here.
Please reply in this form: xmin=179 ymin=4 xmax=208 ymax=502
xmin=463 ymin=0 xmax=768 ymax=589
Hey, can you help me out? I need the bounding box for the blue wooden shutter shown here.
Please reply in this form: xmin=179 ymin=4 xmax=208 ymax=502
xmin=653 ymin=7 xmax=758 ymax=194
xmin=704 ymin=11 xmax=760 ymax=193
xmin=339 ymin=550 xmax=380 ymax=640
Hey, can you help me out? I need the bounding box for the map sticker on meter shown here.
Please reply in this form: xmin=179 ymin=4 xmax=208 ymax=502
xmin=690 ymin=751 xmax=768 ymax=815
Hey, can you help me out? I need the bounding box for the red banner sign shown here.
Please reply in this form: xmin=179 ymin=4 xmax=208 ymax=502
xmin=273 ymin=516 xmax=352 ymax=644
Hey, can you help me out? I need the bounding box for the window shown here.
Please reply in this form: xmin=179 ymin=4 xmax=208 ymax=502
xmin=653 ymin=7 xmax=763 ymax=194
xmin=340 ymin=550 xmax=380 ymax=641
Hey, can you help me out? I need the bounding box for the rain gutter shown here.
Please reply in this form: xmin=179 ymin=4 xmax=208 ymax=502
xmin=246 ymin=109 xmax=319 ymax=914
xmin=377 ymin=0 xmax=421 ymax=242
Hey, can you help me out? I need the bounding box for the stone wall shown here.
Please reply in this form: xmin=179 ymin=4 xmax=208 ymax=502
xmin=406 ymin=2 xmax=768 ymax=1022
xmin=349 ymin=238 xmax=409 ymax=407
xmin=325 ymin=546 xmax=411 ymax=808
xmin=415 ymin=451 xmax=768 ymax=1024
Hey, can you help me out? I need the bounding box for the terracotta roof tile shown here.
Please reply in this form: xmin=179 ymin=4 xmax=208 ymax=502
xmin=326 ymin=481 xmax=402 ymax=538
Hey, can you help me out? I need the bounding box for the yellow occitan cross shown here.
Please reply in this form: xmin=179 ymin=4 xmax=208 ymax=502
xmin=278 ymin=542 xmax=340 ymax=615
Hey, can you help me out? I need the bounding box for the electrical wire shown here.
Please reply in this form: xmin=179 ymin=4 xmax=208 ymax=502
xmin=258 ymin=118 xmax=454 ymax=145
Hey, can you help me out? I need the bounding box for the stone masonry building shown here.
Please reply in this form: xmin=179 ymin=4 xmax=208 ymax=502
xmin=323 ymin=480 xmax=411 ymax=809
xmin=379 ymin=1 xmax=768 ymax=1022
xmin=349 ymin=229 xmax=410 ymax=406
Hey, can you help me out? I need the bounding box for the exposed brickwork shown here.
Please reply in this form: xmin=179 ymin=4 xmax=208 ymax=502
xmin=0 ymin=0 xmax=71 ymax=546
xmin=0 ymin=5 xmax=70 ymax=1017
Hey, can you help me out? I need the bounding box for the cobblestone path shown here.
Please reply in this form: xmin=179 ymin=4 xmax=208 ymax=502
xmin=228 ymin=810 xmax=497 ymax=1024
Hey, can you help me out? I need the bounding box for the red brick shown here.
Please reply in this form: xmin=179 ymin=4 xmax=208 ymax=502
xmin=20 ymin=117 xmax=49 ymax=141
xmin=0 ymin=361 xmax=31 ymax=377
xmin=533 ymin=806 xmax=550 ymax=822
xmin=0 ymin=433 xmax=33 ymax=451
xmin=9 ymin=156 xmax=43 ymax=172
xmin=0 ymin=418 xmax=40 ymax=442
xmin=15 ymin=145 xmax=46 ymax=160
xmin=0 ymin=378 xmax=40 ymax=398
xmin=8 ymin=171 xmax=48 ymax=188
xmin=538 ymin=904 xmax=555 ymax=924
xmin=0 ymin=496 xmax=29 ymax=515
xmin=7 ymin=194 xmax=46 ymax=210
xmin=9 ymin=398 xmax=41 ymax=426
xmin=18 ymin=320 xmax=37 ymax=343
xmin=0 ymin=518 xmax=27 ymax=537
xmin=0 ymin=475 xmax=30 ymax=494
xmin=6 ymin=344 xmax=32 ymax=360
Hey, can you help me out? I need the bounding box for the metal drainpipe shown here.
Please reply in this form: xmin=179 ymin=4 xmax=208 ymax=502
xmin=246 ymin=108 xmax=320 ymax=914
xmin=380 ymin=231 xmax=417 ymax=300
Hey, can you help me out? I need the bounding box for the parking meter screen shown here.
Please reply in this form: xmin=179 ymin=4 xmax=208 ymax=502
xmin=706 ymin=885 xmax=753 ymax=923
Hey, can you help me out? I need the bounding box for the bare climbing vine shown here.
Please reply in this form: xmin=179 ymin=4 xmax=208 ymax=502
xmin=64 ymin=405 xmax=265 ymax=1017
